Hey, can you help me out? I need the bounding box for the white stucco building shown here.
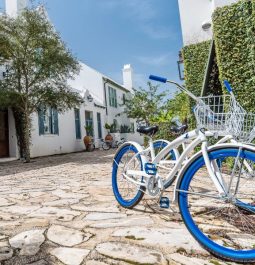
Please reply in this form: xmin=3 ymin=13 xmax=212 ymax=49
xmin=178 ymin=0 xmax=239 ymax=45
xmin=0 ymin=0 xmax=142 ymax=159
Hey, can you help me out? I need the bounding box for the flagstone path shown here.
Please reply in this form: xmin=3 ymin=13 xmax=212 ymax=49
xmin=0 ymin=150 xmax=240 ymax=265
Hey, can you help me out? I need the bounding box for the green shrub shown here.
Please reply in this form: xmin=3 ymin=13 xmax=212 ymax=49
xmin=182 ymin=41 xmax=211 ymax=96
xmin=213 ymin=0 xmax=255 ymax=111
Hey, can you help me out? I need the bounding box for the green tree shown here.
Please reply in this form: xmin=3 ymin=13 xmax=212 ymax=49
xmin=0 ymin=9 xmax=82 ymax=162
xmin=164 ymin=92 xmax=191 ymax=123
xmin=123 ymin=82 xmax=166 ymax=125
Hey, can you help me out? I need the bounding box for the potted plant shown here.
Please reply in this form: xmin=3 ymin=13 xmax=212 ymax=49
xmin=83 ymin=125 xmax=93 ymax=151
xmin=104 ymin=123 xmax=113 ymax=142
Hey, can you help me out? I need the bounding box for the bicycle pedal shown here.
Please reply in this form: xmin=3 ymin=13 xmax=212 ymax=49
xmin=159 ymin=197 xmax=170 ymax=209
xmin=145 ymin=163 xmax=157 ymax=175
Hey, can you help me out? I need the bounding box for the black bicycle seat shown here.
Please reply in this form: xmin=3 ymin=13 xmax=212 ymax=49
xmin=137 ymin=125 xmax=159 ymax=136
xmin=170 ymin=124 xmax=188 ymax=134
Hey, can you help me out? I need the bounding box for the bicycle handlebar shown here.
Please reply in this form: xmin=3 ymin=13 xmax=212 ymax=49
xmin=149 ymin=75 xmax=235 ymax=102
xmin=149 ymin=75 xmax=167 ymax=83
xmin=149 ymin=74 xmax=200 ymax=102
xmin=223 ymin=80 xmax=233 ymax=93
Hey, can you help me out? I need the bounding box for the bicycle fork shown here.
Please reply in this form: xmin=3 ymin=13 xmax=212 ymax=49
xmin=202 ymin=139 xmax=245 ymax=199
xmin=201 ymin=141 xmax=228 ymax=196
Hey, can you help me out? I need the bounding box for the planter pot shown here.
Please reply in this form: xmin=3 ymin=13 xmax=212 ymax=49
xmin=105 ymin=133 xmax=113 ymax=142
xmin=83 ymin=135 xmax=92 ymax=151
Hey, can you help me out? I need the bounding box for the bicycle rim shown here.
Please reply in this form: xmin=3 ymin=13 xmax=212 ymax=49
xmin=179 ymin=147 xmax=255 ymax=262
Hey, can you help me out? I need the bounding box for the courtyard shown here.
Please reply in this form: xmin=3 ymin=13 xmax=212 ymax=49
xmin=0 ymin=150 xmax=240 ymax=265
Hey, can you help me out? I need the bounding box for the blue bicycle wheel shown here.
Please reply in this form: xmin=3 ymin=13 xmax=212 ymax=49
xmin=112 ymin=144 xmax=145 ymax=208
xmin=153 ymin=140 xmax=177 ymax=189
xmin=178 ymin=146 xmax=255 ymax=262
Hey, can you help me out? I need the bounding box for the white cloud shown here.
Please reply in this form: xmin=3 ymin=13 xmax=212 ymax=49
xmin=133 ymin=73 xmax=149 ymax=88
xmin=136 ymin=53 xmax=174 ymax=67
xmin=141 ymin=24 xmax=173 ymax=40
xmin=97 ymin=0 xmax=171 ymax=39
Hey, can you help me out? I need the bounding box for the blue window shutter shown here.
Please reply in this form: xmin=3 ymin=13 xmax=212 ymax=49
xmin=108 ymin=87 xmax=111 ymax=106
xmin=53 ymin=109 xmax=59 ymax=135
xmin=49 ymin=107 xmax=53 ymax=134
xmin=38 ymin=108 xmax=44 ymax=135
xmin=114 ymin=89 xmax=117 ymax=107
xmin=74 ymin=109 xmax=81 ymax=139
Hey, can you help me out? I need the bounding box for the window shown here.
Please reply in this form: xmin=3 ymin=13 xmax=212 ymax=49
xmin=85 ymin=111 xmax=94 ymax=136
xmin=122 ymin=93 xmax=126 ymax=104
xmin=112 ymin=119 xmax=119 ymax=132
xmin=108 ymin=86 xmax=117 ymax=108
xmin=97 ymin=112 xmax=102 ymax=139
xmin=74 ymin=109 xmax=81 ymax=139
xmin=38 ymin=106 xmax=59 ymax=135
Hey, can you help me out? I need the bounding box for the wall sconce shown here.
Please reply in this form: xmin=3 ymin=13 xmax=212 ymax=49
xmin=202 ymin=21 xmax=212 ymax=31
xmin=177 ymin=51 xmax=185 ymax=80
xmin=87 ymin=94 xmax=93 ymax=102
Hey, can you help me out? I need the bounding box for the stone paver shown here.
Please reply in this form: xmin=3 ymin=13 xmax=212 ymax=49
xmin=112 ymin=227 xmax=206 ymax=254
xmin=50 ymin=247 xmax=90 ymax=265
xmin=0 ymin=246 xmax=13 ymax=261
xmin=167 ymin=253 xmax=213 ymax=265
xmin=0 ymin=150 xmax=241 ymax=264
xmin=96 ymin=242 xmax=167 ymax=265
xmin=9 ymin=229 xmax=45 ymax=256
xmin=85 ymin=260 xmax=108 ymax=265
xmin=47 ymin=225 xmax=91 ymax=247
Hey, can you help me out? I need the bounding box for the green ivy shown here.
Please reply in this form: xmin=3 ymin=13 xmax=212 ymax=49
xmin=182 ymin=41 xmax=211 ymax=96
xmin=213 ymin=0 xmax=255 ymax=111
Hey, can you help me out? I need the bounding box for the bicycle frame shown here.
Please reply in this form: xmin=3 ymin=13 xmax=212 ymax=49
xmin=153 ymin=132 xmax=253 ymax=177
xmin=120 ymin=77 xmax=254 ymax=204
xmin=123 ymin=129 xmax=230 ymax=199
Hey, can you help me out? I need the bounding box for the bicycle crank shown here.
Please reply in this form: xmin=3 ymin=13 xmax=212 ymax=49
xmin=147 ymin=176 xmax=163 ymax=197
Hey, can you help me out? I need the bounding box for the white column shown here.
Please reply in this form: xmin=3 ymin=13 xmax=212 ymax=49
xmin=5 ymin=0 xmax=27 ymax=17
xmin=122 ymin=64 xmax=133 ymax=91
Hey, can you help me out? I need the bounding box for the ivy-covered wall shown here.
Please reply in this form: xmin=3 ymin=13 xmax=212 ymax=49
xmin=213 ymin=0 xmax=255 ymax=111
xmin=182 ymin=41 xmax=211 ymax=96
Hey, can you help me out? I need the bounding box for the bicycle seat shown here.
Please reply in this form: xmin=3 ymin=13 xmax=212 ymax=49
xmin=137 ymin=125 xmax=159 ymax=136
xmin=170 ymin=124 xmax=188 ymax=134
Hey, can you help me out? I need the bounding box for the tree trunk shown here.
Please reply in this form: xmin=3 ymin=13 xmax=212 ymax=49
xmin=13 ymin=106 xmax=31 ymax=163
xmin=23 ymin=103 xmax=31 ymax=163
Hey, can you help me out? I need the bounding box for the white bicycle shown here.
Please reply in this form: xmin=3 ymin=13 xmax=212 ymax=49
xmin=112 ymin=75 xmax=255 ymax=263
xmin=151 ymin=80 xmax=255 ymax=189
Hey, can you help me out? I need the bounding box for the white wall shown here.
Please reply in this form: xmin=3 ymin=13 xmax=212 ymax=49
xmin=212 ymin=0 xmax=238 ymax=8
xmin=5 ymin=0 xmax=27 ymax=17
xmin=0 ymin=66 xmax=5 ymax=80
xmin=105 ymin=83 xmax=129 ymax=127
xmin=8 ymin=109 xmax=18 ymax=158
xmin=28 ymin=62 xmax=142 ymax=158
xmin=30 ymin=109 xmax=83 ymax=157
xmin=29 ymin=102 xmax=107 ymax=157
xmin=178 ymin=0 xmax=213 ymax=45
xmin=68 ymin=63 xmax=106 ymax=105
xmin=178 ymin=0 xmax=239 ymax=45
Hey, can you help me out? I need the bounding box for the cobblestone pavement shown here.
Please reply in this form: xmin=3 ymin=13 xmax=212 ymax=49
xmin=0 ymin=150 xmax=241 ymax=265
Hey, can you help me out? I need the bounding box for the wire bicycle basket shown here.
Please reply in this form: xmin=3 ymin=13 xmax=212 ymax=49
xmin=194 ymin=94 xmax=255 ymax=142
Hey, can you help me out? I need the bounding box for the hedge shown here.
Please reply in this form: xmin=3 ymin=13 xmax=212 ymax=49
xmin=182 ymin=41 xmax=211 ymax=96
xmin=213 ymin=0 xmax=255 ymax=111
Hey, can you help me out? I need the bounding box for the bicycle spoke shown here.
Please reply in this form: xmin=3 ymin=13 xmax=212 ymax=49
xmin=182 ymin=151 xmax=255 ymax=253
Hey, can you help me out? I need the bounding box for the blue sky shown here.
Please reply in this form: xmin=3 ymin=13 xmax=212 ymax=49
xmin=0 ymin=0 xmax=183 ymax=94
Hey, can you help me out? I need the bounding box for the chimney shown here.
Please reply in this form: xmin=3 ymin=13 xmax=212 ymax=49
xmin=6 ymin=0 xmax=27 ymax=17
xmin=122 ymin=64 xmax=133 ymax=91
